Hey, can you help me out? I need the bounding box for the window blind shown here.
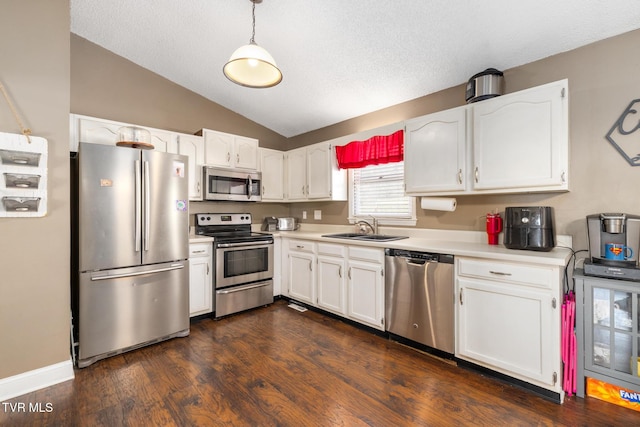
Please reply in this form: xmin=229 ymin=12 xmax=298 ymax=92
xmin=351 ymin=161 xmax=412 ymax=217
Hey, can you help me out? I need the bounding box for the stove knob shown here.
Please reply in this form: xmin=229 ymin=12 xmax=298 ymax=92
xmin=206 ymin=216 xmax=211 ymax=221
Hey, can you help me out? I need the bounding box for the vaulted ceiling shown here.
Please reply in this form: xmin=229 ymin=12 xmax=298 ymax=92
xmin=70 ymin=0 xmax=640 ymax=137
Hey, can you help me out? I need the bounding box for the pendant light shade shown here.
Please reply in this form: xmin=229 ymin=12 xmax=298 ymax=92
xmin=223 ymin=0 xmax=282 ymax=88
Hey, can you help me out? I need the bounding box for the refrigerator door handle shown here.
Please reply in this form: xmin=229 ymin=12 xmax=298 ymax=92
xmin=90 ymin=263 xmax=185 ymax=281
xmin=143 ymin=160 xmax=150 ymax=251
xmin=135 ymin=159 xmax=142 ymax=252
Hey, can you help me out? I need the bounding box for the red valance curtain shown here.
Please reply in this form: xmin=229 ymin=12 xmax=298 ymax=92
xmin=335 ymin=130 xmax=404 ymax=169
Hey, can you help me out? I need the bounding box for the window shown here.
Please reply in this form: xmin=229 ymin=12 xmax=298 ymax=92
xmin=349 ymin=161 xmax=416 ymax=225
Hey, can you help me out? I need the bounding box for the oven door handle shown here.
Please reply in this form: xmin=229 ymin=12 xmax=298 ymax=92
xmin=217 ymin=281 xmax=272 ymax=294
xmin=216 ymin=240 xmax=273 ymax=248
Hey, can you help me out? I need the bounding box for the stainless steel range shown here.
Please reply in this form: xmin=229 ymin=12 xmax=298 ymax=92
xmin=195 ymin=213 xmax=274 ymax=317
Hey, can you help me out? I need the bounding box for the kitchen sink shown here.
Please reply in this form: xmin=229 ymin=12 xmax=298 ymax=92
xmin=321 ymin=233 xmax=408 ymax=242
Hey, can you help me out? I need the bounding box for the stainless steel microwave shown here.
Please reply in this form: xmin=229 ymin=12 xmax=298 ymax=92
xmin=204 ymin=167 xmax=262 ymax=202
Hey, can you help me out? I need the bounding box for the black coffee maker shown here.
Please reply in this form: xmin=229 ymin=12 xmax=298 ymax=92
xmin=584 ymin=213 xmax=640 ymax=281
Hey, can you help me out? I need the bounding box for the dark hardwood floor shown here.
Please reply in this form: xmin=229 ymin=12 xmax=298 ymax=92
xmin=2 ymin=299 xmax=638 ymax=426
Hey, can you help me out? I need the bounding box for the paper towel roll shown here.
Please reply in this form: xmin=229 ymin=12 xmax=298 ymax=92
xmin=420 ymin=197 xmax=457 ymax=212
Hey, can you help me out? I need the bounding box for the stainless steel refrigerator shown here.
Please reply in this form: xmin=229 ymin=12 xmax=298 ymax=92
xmin=74 ymin=142 xmax=190 ymax=368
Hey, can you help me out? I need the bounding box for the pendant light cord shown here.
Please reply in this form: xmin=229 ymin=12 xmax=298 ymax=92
xmin=250 ymin=1 xmax=256 ymax=44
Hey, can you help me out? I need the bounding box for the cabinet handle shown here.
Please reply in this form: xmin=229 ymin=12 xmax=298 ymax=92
xmin=474 ymin=166 xmax=479 ymax=183
xmin=207 ymin=264 xmax=209 ymax=275
xmin=457 ymin=169 xmax=463 ymax=184
xmin=197 ymin=182 xmax=201 ymax=192
xmin=227 ymin=152 xmax=231 ymax=162
xmin=192 ymin=250 xmax=206 ymax=254
xmin=262 ymin=185 xmax=265 ymax=194
xmin=338 ymin=266 xmax=342 ymax=278
xmin=552 ymin=298 xmax=557 ymax=309
xmin=561 ymin=171 xmax=566 ymax=183
xmin=489 ymin=270 xmax=512 ymax=276
xmin=237 ymin=153 xmax=240 ymax=164
xmin=296 ymin=245 xmax=304 ymax=249
xmin=459 ymin=289 xmax=463 ymax=305
xmin=348 ymin=267 xmax=352 ymax=280
xmin=309 ymin=260 xmax=313 ymax=271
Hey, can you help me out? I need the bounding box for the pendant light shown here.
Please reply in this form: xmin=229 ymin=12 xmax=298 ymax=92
xmin=223 ymin=0 xmax=282 ymax=88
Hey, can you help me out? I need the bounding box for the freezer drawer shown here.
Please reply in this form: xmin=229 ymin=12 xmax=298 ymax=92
xmin=216 ymin=280 xmax=273 ymax=318
xmin=78 ymin=261 xmax=189 ymax=367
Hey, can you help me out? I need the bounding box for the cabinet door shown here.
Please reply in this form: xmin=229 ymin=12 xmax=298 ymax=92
xmin=317 ymin=255 xmax=347 ymax=315
xmin=178 ymin=134 xmax=204 ymax=201
xmin=347 ymin=260 xmax=384 ymax=330
xmin=307 ymin=144 xmax=331 ymax=199
xmin=288 ymin=252 xmax=316 ymax=304
xmin=76 ymin=116 xmax=123 ymax=148
xmin=472 ymin=80 xmax=568 ymax=191
xmin=150 ymin=129 xmax=178 ymax=154
xmin=405 ymin=107 xmax=468 ymax=194
xmin=457 ymin=277 xmax=555 ymax=386
xmin=584 ymin=279 xmax=640 ymax=385
xmin=203 ymin=130 xmax=234 ymax=167
xmin=286 ymin=148 xmax=307 ymax=200
xmin=259 ymin=148 xmax=285 ymax=201
xmin=234 ymin=136 xmax=258 ymax=170
xmin=189 ymin=255 xmax=212 ymax=316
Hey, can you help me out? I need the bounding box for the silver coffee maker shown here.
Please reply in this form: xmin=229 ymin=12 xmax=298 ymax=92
xmin=584 ymin=213 xmax=640 ymax=280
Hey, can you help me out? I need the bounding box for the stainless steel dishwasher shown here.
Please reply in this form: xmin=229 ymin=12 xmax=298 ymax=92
xmin=384 ymin=248 xmax=455 ymax=354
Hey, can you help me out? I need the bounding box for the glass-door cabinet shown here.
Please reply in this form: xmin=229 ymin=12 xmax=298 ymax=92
xmin=575 ymin=270 xmax=640 ymax=397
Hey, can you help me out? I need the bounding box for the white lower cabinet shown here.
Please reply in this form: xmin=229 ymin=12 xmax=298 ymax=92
xmin=456 ymin=257 xmax=562 ymax=395
xmin=287 ymin=240 xmax=316 ymax=305
xmin=317 ymin=243 xmax=347 ymax=316
xmin=189 ymin=242 xmax=213 ymax=317
xmin=285 ymin=239 xmax=384 ymax=330
xmin=347 ymin=258 xmax=384 ymax=330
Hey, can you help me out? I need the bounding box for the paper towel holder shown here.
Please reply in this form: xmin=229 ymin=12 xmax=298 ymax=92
xmin=420 ymin=197 xmax=457 ymax=212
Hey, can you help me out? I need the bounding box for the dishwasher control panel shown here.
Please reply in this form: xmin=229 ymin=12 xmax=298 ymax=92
xmin=384 ymin=248 xmax=453 ymax=264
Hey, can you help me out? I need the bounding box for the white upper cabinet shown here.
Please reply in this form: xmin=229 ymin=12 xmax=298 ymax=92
xmin=405 ymin=106 xmax=468 ymax=194
xmin=69 ymin=114 xmax=178 ymax=153
xmin=177 ymin=133 xmax=205 ymax=201
xmin=306 ymin=143 xmax=333 ymax=199
xmin=285 ymin=147 xmax=308 ymax=201
xmin=284 ymin=142 xmax=347 ymax=202
xmin=403 ymin=79 xmax=569 ymax=196
xmin=199 ymin=128 xmax=258 ymax=170
xmin=259 ymin=148 xmax=285 ymax=201
xmin=472 ymin=79 xmax=568 ymax=192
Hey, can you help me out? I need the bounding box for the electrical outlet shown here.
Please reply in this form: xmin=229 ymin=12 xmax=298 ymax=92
xmin=314 ymin=210 xmax=322 ymax=220
xmin=302 ymin=211 xmax=307 ymax=219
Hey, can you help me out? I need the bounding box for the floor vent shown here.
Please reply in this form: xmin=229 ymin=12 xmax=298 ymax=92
xmin=288 ymin=303 xmax=308 ymax=312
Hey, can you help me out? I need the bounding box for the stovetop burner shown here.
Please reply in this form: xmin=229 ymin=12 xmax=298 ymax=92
xmin=195 ymin=213 xmax=273 ymax=243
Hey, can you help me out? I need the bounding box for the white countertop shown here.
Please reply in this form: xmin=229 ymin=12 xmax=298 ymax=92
xmin=189 ymin=235 xmax=213 ymax=244
xmin=269 ymin=224 xmax=573 ymax=267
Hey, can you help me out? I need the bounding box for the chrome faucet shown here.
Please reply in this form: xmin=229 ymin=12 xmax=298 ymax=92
xmin=355 ymin=216 xmax=378 ymax=235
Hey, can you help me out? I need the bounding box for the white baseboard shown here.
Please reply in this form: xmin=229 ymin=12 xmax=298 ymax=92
xmin=0 ymin=360 xmax=74 ymax=401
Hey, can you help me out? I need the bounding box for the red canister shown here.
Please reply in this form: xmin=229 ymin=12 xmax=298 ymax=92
xmin=486 ymin=213 xmax=503 ymax=245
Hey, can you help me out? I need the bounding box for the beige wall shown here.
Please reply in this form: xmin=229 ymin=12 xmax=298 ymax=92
xmin=71 ymin=35 xmax=288 ymax=151
xmin=0 ymin=1 xmax=71 ymax=378
xmin=72 ymin=28 xmax=640 ymax=254
xmin=1 ymin=2 xmax=638 ymax=383
xmin=288 ymin=29 xmax=640 ymax=252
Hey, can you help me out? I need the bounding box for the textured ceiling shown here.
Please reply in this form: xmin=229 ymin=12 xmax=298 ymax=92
xmin=70 ymin=0 xmax=640 ymax=138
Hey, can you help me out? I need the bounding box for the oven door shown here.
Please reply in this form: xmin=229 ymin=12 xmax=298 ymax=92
xmin=215 ymin=241 xmax=273 ymax=288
